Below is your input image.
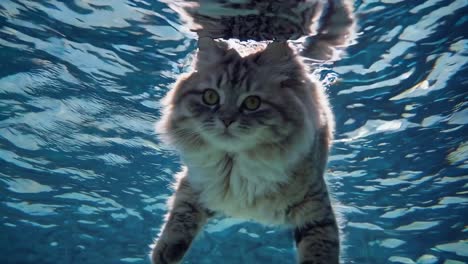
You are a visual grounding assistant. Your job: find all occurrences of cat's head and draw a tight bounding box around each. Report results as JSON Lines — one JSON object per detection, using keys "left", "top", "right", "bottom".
{"left": 157, "top": 38, "right": 315, "bottom": 153}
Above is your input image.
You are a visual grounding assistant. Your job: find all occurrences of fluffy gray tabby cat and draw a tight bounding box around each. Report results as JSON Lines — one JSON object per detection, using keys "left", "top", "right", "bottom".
{"left": 151, "top": 1, "right": 356, "bottom": 263}
{"left": 152, "top": 38, "right": 337, "bottom": 263}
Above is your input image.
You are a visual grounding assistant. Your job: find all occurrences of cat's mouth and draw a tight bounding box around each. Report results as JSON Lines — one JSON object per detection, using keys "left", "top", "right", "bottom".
{"left": 214, "top": 127, "right": 243, "bottom": 142}
{"left": 220, "top": 129, "right": 235, "bottom": 138}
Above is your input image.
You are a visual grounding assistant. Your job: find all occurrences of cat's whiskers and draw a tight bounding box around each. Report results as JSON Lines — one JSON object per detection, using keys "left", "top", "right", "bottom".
{"left": 170, "top": 127, "right": 204, "bottom": 148}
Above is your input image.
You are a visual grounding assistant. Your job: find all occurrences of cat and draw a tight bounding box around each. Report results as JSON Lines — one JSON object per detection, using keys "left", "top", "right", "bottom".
{"left": 151, "top": 38, "right": 338, "bottom": 264}
{"left": 163, "top": 0, "right": 356, "bottom": 61}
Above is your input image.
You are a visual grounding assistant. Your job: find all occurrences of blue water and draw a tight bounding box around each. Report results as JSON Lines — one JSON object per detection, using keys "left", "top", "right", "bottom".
{"left": 0, "top": 1, "right": 467, "bottom": 263}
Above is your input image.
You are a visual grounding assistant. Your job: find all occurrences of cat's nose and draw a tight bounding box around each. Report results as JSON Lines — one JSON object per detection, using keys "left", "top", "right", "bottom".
{"left": 221, "top": 117, "right": 235, "bottom": 128}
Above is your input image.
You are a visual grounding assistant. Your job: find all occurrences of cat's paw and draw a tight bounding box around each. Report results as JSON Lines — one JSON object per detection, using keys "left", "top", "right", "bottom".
{"left": 151, "top": 241, "right": 188, "bottom": 264}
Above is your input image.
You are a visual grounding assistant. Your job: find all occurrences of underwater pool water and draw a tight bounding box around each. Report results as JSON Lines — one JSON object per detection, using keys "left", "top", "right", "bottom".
{"left": 0, "top": 0, "right": 467, "bottom": 263}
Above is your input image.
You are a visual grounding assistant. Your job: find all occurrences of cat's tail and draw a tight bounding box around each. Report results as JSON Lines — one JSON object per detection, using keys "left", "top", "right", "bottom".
{"left": 300, "top": 0, "right": 357, "bottom": 62}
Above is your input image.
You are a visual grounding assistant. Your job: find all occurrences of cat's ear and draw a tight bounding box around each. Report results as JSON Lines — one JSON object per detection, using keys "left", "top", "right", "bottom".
{"left": 256, "top": 42, "right": 302, "bottom": 82}
{"left": 196, "top": 37, "right": 228, "bottom": 65}
{"left": 257, "top": 41, "right": 295, "bottom": 65}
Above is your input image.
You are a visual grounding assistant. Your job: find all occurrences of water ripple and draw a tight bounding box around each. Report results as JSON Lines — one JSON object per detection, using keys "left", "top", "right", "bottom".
{"left": 0, "top": 0, "right": 467, "bottom": 264}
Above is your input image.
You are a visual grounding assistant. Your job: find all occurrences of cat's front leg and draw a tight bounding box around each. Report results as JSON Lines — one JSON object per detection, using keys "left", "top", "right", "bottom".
{"left": 151, "top": 177, "right": 209, "bottom": 264}
{"left": 294, "top": 217, "right": 339, "bottom": 264}
{"left": 287, "top": 186, "right": 340, "bottom": 264}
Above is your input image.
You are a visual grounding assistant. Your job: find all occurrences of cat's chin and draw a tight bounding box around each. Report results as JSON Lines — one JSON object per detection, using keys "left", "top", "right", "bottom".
{"left": 202, "top": 131, "right": 255, "bottom": 152}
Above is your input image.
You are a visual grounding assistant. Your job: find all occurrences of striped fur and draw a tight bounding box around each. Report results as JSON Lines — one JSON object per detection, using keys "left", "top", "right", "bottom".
{"left": 152, "top": 40, "right": 337, "bottom": 263}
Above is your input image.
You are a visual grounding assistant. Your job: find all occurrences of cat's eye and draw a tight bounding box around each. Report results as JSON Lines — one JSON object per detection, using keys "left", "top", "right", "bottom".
{"left": 242, "top": 96, "right": 261, "bottom": 111}
{"left": 202, "top": 89, "right": 219, "bottom": 105}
